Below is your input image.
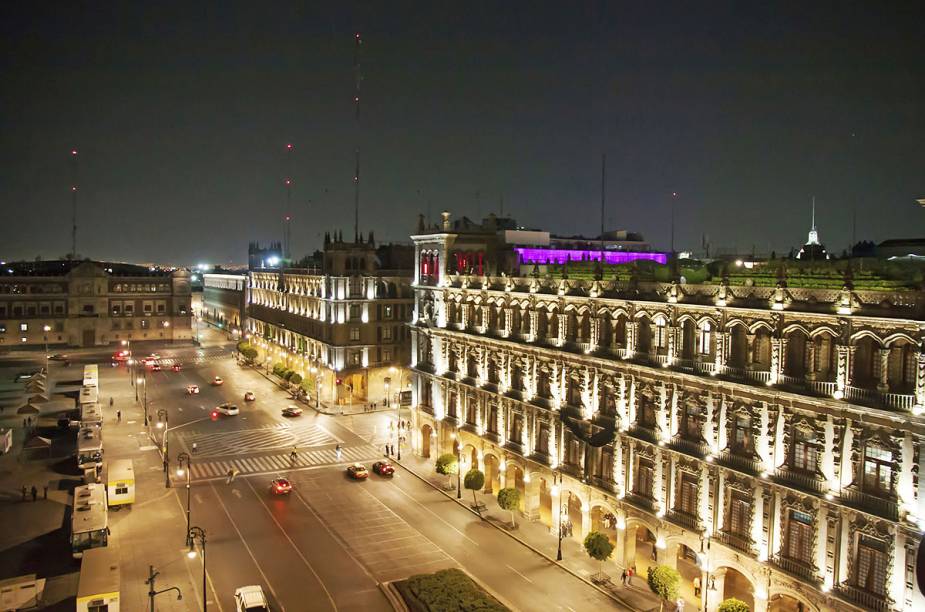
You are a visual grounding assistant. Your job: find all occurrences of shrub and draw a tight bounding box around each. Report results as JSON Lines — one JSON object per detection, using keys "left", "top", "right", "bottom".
{"left": 290, "top": 373, "right": 302, "bottom": 385}
{"left": 435, "top": 453, "right": 458, "bottom": 485}
{"left": 583, "top": 531, "right": 614, "bottom": 578}
{"left": 718, "top": 598, "right": 750, "bottom": 612}
{"left": 404, "top": 568, "right": 507, "bottom": 612}
{"left": 242, "top": 347, "right": 258, "bottom": 362}
{"left": 463, "top": 469, "right": 485, "bottom": 514}
{"left": 497, "top": 487, "right": 520, "bottom": 528}
{"left": 647, "top": 565, "right": 681, "bottom": 612}
{"left": 282, "top": 369, "right": 295, "bottom": 381}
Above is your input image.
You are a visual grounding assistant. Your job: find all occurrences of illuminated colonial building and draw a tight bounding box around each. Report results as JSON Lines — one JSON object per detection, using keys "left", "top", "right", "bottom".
{"left": 247, "top": 233, "right": 414, "bottom": 405}
{"left": 410, "top": 213, "right": 925, "bottom": 612}
{"left": 0, "top": 260, "right": 192, "bottom": 348}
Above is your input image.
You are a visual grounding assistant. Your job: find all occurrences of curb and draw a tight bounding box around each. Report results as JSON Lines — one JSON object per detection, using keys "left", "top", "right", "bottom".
{"left": 378, "top": 582, "right": 409, "bottom": 612}
{"left": 391, "top": 458, "right": 642, "bottom": 612}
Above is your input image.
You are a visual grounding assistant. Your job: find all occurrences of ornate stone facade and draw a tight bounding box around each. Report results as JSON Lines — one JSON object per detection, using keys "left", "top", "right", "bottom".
{"left": 409, "top": 223, "right": 925, "bottom": 612}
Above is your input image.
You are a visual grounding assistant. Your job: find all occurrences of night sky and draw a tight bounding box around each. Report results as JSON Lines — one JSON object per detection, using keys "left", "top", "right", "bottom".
{"left": 1, "top": 2, "right": 923, "bottom": 265}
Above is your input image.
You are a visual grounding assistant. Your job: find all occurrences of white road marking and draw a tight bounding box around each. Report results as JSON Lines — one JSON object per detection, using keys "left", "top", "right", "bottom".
{"left": 244, "top": 478, "right": 339, "bottom": 611}
{"left": 389, "top": 480, "right": 480, "bottom": 546}
{"left": 209, "top": 482, "right": 284, "bottom": 611}
{"left": 507, "top": 564, "right": 534, "bottom": 584}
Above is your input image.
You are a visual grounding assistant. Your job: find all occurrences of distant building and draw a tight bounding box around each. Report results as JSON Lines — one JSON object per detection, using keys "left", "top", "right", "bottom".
{"left": 202, "top": 272, "right": 248, "bottom": 335}
{"left": 796, "top": 202, "right": 829, "bottom": 261}
{"left": 0, "top": 260, "right": 191, "bottom": 348}
{"left": 247, "top": 232, "right": 414, "bottom": 406}
{"left": 248, "top": 241, "right": 284, "bottom": 271}
{"left": 877, "top": 238, "right": 925, "bottom": 259}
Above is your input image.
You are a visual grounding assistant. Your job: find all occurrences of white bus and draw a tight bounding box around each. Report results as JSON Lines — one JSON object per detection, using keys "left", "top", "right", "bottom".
{"left": 76, "top": 546, "right": 120, "bottom": 612}
{"left": 76, "top": 427, "right": 103, "bottom": 470}
{"left": 80, "top": 402, "right": 103, "bottom": 429}
{"left": 71, "top": 484, "right": 109, "bottom": 559}
{"left": 83, "top": 364, "right": 99, "bottom": 388}
{"left": 79, "top": 385, "right": 99, "bottom": 410}
{"left": 104, "top": 459, "right": 135, "bottom": 507}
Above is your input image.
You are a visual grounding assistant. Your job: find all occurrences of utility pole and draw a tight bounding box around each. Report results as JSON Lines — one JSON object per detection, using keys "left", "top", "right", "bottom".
{"left": 70, "top": 149, "right": 79, "bottom": 259}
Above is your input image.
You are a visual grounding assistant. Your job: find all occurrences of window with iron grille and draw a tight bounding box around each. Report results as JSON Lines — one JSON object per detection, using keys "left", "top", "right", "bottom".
{"left": 536, "top": 422, "right": 550, "bottom": 455}
{"left": 638, "top": 399, "right": 657, "bottom": 428}
{"left": 566, "top": 434, "right": 581, "bottom": 466}
{"left": 677, "top": 473, "right": 698, "bottom": 515}
{"left": 566, "top": 378, "right": 582, "bottom": 406}
{"left": 732, "top": 414, "right": 753, "bottom": 453}
{"left": 653, "top": 319, "right": 667, "bottom": 349}
{"left": 854, "top": 535, "right": 887, "bottom": 595}
{"left": 791, "top": 428, "right": 819, "bottom": 473}
{"left": 784, "top": 510, "right": 814, "bottom": 564}
{"left": 487, "top": 405, "right": 498, "bottom": 433}
{"left": 725, "top": 491, "right": 751, "bottom": 536}
{"left": 466, "top": 397, "right": 477, "bottom": 425}
{"left": 510, "top": 414, "right": 523, "bottom": 445}
{"left": 698, "top": 323, "right": 712, "bottom": 355}
{"left": 683, "top": 404, "right": 701, "bottom": 440}
{"left": 635, "top": 459, "right": 654, "bottom": 498}
{"left": 863, "top": 444, "right": 893, "bottom": 495}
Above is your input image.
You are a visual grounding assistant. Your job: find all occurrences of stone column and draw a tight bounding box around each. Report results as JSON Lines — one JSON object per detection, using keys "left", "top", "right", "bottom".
{"left": 805, "top": 338, "right": 817, "bottom": 381}
{"left": 503, "top": 307, "right": 513, "bottom": 337}
{"left": 835, "top": 344, "right": 852, "bottom": 396}
{"left": 745, "top": 333, "right": 757, "bottom": 368}
{"left": 523, "top": 476, "right": 540, "bottom": 521}
{"left": 666, "top": 324, "right": 677, "bottom": 365}
{"left": 557, "top": 313, "right": 568, "bottom": 346}
{"left": 460, "top": 302, "right": 469, "bottom": 330}
{"left": 715, "top": 331, "right": 727, "bottom": 371}
{"left": 529, "top": 310, "right": 539, "bottom": 342}
{"left": 915, "top": 346, "right": 925, "bottom": 413}
{"left": 626, "top": 321, "right": 637, "bottom": 356}
{"left": 706, "top": 568, "right": 727, "bottom": 612}
{"left": 877, "top": 347, "right": 891, "bottom": 393}
{"left": 590, "top": 316, "right": 601, "bottom": 349}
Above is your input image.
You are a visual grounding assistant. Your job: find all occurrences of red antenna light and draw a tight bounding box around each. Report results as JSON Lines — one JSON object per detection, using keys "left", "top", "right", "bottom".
{"left": 285, "top": 178, "right": 292, "bottom": 186}
{"left": 285, "top": 215, "right": 291, "bottom": 221}
{"left": 286, "top": 143, "right": 293, "bottom": 150}
{"left": 71, "top": 186, "right": 77, "bottom": 192}
{"left": 672, "top": 192, "right": 678, "bottom": 197}
{"left": 71, "top": 150, "right": 78, "bottom": 156}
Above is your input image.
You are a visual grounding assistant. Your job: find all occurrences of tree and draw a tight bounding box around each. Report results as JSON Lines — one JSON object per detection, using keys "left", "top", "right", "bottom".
{"left": 496, "top": 487, "right": 520, "bottom": 528}
{"left": 282, "top": 369, "right": 294, "bottom": 381}
{"left": 290, "top": 373, "right": 303, "bottom": 385}
{"left": 646, "top": 565, "right": 681, "bottom": 612}
{"left": 463, "top": 469, "right": 485, "bottom": 515}
{"left": 435, "top": 453, "right": 458, "bottom": 489}
{"left": 242, "top": 347, "right": 258, "bottom": 363}
{"left": 718, "top": 598, "right": 750, "bottom": 612}
{"left": 583, "top": 531, "right": 614, "bottom": 581}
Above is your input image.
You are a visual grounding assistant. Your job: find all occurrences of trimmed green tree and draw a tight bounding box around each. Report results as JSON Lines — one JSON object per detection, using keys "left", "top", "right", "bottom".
{"left": 463, "top": 469, "right": 485, "bottom": 515}
{"left": 435, "top": 453, "right": 458, "bottom": 489}
{"left": 242, "top": 347, "right": 258, "bottom": 363}
{"left": 290, "top": 373, "right": 303, "bottom": 385}
{"left": 718, "top": 598, "right": 750, "bottom": 612}
{"left": 282, "top": 370, "right": 295, "bottom": 381}
{"left": 646, "top": 565, "right": 681, "bottom": 612}
{"left": 583, "top": 531, "right": 614, "bottom": 582}
{"left": 497, "top": 487, "right": 520, "bottom": 528}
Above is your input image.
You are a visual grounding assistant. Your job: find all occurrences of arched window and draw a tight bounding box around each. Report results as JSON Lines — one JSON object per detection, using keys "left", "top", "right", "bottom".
{"left": 698, "top": 322, "right": 712, "bottom": 355}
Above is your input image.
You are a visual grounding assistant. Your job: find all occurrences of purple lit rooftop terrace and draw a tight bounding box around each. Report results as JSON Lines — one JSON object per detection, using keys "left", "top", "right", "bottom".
{"left": 515, "top": 248, "right": 668, "bottom": 266}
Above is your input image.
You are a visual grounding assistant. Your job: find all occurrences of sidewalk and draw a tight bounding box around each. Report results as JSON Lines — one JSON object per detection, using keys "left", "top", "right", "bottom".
{"left": 392, "top": 452, "right": 663, "bottom": 612}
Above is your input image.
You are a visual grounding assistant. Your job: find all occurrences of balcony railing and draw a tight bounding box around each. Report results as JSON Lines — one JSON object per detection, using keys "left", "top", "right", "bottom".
{"left": 840, "top": 487, "right": 899, "bottom": 521}
{"left": 717, "top": 450, "right": 763, "bottom": 475}
{"left": 666, "top": 509, "right": 700, "bottom": 531}
{"left": 772, "top": 554, "right": 819, "bottom": 583}
{"left": 745, "top": 369, "right": 771, "bottom": 383}
{"left": 694, "top": 360, "right": 716, "bottom": 375}
{"left": 624, "top": 493, "right": 656, "bottom": 513}
{"left": 669, "top": 437, "right": 709, "bottom": 459}
{"left": 773, "top": 467, "right": 828, "bottom": 495}
{"left": 715, "top": 530, "right": 753, "bottom": 554}
{"left": 834, "top": 583, "right": 892, "bottom": 612}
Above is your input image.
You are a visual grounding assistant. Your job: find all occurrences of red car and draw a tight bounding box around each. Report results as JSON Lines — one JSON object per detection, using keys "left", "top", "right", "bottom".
{"left": 172, "top": 363, "right": 182, "bottom": 372}
{"left": 346, "top": 464, "right": 368, "bottom": 480}
{"left": 151, "top": 363, "right": 162, "bottom": 371}
{"left": 270, "top": 478, "right": 292, "bottom": 495}
{"left": 372, "top": 461, "right": 394, "bottom": 477}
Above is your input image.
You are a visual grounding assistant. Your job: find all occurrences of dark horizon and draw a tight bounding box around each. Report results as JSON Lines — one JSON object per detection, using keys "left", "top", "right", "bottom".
{"left": 1, "top": 1, "right": 923, "bottom": 266}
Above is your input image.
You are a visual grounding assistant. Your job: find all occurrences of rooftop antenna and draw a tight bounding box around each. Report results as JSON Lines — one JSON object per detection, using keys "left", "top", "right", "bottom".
{"left": 599, "top": 153, "right": 606, "bottom": 277}
{"left": 70, "top": 149, "right": 78, "bottom": 259}
{"left": 284, "top": 143, "right": 293, "bottom": 259}
{"left": 353, "top": 32, "right": 363, "bottom": 243}
{"left": 670, "top": 192, "right": 678, "bottom": 253}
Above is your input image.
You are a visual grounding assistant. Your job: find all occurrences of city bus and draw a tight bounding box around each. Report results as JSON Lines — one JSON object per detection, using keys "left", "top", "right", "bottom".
{"left": 79, "top": 385, "right": 99, "bottom": 410}
{"left": 80, "top": 402, "right": 103, "bottom": 429}
{"left": 76, "top": 426, "right": 103, "bottom": 470}
{"left": 76, "top": 546, "right": 120, "bottom": 612}
{"left": 70, "top": 483, "right": 109, "bottom": 559}
{"left": 83, "top": 364, "right": 99, "bottom": 388}
{"left": 104, "top": 459, "right": 135, "bottom": 507}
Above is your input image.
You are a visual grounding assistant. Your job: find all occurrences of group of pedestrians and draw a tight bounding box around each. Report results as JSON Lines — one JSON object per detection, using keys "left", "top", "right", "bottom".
{"left": 21, "top": 484, "right": 47, "bottom": 502}
{"left": 362, "top": 402, "right": 380, "bottom": 412}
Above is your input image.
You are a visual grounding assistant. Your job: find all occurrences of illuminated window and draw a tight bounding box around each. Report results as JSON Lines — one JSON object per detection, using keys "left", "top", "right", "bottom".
{"left": 698, "top": 322, "right": 712, "bottom": 355}
{"left": 19, "top": 322, "right": 28, "bottom": 332}
{"left": 863, "top": 444, "right": 892, "bottom": 494}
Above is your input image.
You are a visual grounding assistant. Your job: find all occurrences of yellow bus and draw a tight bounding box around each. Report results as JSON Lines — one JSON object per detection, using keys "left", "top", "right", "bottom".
{"left": 76, "top": 546, "right": 120, "bottom": 612}
{"left": 105, "top": 459, "right": 135, "bottom": 507}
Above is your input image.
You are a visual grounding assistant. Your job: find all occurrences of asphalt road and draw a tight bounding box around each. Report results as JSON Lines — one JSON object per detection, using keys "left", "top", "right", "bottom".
{"left": 14, "top": 330, "right": 625, "bottom": 611}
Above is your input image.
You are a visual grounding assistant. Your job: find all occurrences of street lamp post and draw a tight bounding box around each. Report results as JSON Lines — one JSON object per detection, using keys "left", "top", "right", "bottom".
{"left": 451, "top": 431, "right": 462, "bottom": 499}
{"left": 42, "top": 325, "right": 51, "bottom": 373}
{"left": 177, "top": 452, "right": 192, "bottom": 544}
{"left": 187, "top": 526, "right": 207, "bottom": 612}
{"left": 554, "top": 472, "right": 565, "bottom": 561}
{"left": 157, "top": 409, "right": 169, "bottom": 485}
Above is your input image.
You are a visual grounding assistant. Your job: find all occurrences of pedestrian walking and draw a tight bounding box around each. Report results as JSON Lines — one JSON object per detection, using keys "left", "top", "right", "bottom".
{"left": 290, "top": 446, "right": 298, "bottom": 461}
{"left": 43, "top": 485, "right": 48, "bottom": 499}
{"left": 621, "top": 569, "right": 627, "bottom": 586}
{"left": 110, "top": 397, "right": 114, "bottom": 408}
{"left": 335, "top": 444, "right": 342, "bottom": 460}
{"left": 192, "top": 442, "right": 198, "bottom": 453}
{"left": 21, "top": 486, "right": 27, "bottom": 502}
{"left": 693, "top": 576, "right": 701, "bottom": 598}
{"left": 116, "top": 410, "right": 121, "bottom": 422}
{"left": 30, "top": 486, "right": 37, "bottom": 502}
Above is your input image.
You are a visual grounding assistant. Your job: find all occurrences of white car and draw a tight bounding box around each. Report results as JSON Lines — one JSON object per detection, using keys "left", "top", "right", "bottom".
{"left": 186, "top": 384, "right": 200, "bottom": 395}
{"left": 214, "top": 403, "right": 240, "bottom": 416}
{"left": 234, "top": 585, "right": 269, "bottom": 611}
{"left": 244, "top": 391, "right": 256, "bottom": 401}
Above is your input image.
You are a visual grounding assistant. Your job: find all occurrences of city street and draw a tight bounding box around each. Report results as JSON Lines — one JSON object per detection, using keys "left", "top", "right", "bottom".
{"left": 32, "top": 328, "right": 627, "bottom": 611}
